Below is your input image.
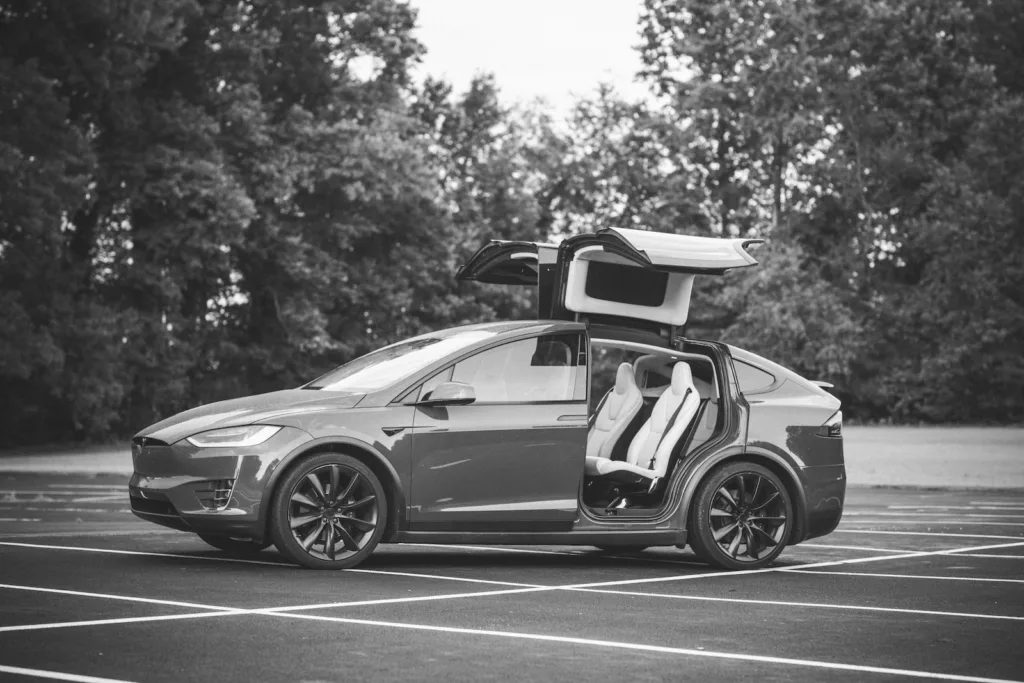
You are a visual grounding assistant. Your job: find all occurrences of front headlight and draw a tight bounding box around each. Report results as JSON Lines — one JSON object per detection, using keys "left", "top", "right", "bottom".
{"left": 186, "top": 425, "right": 282, "bottom": 448}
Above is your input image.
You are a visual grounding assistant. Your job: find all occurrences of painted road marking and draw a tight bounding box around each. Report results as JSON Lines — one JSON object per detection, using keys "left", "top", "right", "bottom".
{"left": 833, "top": 529, "right": 1024, "bottom": 540}
{"left": 562, "top": 541, "right": 1024, "bottom": 590}
{"left": 796, "top": 543, "right": 916, "bottom": 553}
{"left": 847, "top": 512, "right": 1024, "bottom": 519}
{"left": 889, "top": 506, "right": 1024, "bottom": 512}
{"left": 0, "top": 611, "right": 244, "bottom": 634}
{"left": 843, "top": 520, "right": 1024, "bottom": 527}
{"left": 0, "top": 665, "right": 136, "bottom": 683}
{"left": 0, "top": 541, "right": 291, "bottom": 567}
{"left": 573, "top": 587, "right": 1024, "bottom": 622}
{"left": 263, "top": 611, "right": 1024, "bottom": 683}
{"left": 781, "top": 569, "right": 1024, "bottom": 584}
{"left": 0, "top": 583, "right": 238, "bottom": 611}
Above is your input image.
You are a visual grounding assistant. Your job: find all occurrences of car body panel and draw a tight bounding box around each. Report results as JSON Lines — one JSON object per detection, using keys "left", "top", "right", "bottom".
{"left": 409, "top": 403, "right": 587, "bottom": 530}
{"left": 135, "top": 390, "right": 363, "bottom": 445}
{"left": 561, "top": 228, "right": 763, "bottom": 274}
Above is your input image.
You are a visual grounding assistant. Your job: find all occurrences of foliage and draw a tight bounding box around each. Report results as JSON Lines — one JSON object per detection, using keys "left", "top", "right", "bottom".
{"left": 0, "top": 0, "right": 1021, "bottom": 446}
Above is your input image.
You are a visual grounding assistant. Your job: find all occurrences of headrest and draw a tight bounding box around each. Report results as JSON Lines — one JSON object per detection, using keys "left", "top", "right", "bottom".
{"left": 633, "top": 355, "right": 662, "bottom": 384}
{"left": 671, "top": 362, "right": 694, "bottom": 395}
{"left": 614, "top": 362, "right": 634, "bottom": 394}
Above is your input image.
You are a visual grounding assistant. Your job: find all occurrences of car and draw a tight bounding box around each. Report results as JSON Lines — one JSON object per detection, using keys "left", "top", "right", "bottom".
{"left": 129, "top": 227, "right": 845, "bottom": 570}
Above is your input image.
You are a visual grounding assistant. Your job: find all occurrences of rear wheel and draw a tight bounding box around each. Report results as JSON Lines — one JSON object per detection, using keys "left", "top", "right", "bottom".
{"left": 688, "top": 461, "right": 792, "bottom": 570}
{"left": 197, "top": 534, "right": 270, "bottom": 554}
{"left": 269, "top": 452, "right": 387, "bottom": 570}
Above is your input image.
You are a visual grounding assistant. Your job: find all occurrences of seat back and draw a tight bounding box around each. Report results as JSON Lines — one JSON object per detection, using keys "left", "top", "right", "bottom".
{"left": 625, "top": 362, "right": 701, "bottom": 477}
{"left": 587, "top": 363, "right": 643, "bottom": 461}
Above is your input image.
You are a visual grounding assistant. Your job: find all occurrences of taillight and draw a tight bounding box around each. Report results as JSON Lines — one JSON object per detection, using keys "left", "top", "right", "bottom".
{"left": 820, "top": 410, "right": 842, "bottom": 437}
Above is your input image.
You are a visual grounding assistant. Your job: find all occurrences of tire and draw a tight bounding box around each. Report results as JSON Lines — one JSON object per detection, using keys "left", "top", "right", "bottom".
{"left": 269, "top": 452, "right": 387, "bottom": 570}
{"left": 594, "top": 545, "right": 650, "bottom": 553}
{"left": 688, "top": 461, "right": 792, "bottom": 570}
{"left": 197, "top": 534, "right": 271, "bottom": 554}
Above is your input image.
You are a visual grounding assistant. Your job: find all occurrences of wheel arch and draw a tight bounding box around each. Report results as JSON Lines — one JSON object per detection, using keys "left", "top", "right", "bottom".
{"left": 259, "top": 437, "right": 406, "bottom": 543}
{"left": 680, "top": 446, "right": 808, "bottom": 545}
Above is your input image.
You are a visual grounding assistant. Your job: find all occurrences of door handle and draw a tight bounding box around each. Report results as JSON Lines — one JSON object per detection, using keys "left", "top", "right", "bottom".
{"left": 557, "top": 414, "right": 588, "bottom": 422}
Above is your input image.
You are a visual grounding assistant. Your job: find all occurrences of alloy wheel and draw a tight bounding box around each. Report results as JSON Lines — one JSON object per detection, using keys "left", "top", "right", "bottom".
{"left": 707, "top": 471, "right": 787, "bottom": 563}
{"left": 286, "top": 463, "right": 379, "bottom": 561}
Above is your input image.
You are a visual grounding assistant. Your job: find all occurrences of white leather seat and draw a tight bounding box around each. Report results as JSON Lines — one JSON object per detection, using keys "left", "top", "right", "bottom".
{"left": 633, "top": 354, "right": 670, "bottom": 399}
{"left": 586, "top": 362, "right": 700, "bottom": 482}
{"left": 584, "top": 363, "right": 642, "bottom": 469}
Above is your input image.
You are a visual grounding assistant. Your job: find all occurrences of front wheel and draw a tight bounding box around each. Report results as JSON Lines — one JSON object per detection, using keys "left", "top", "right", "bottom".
{"left": 269, "top": 452, "right": 387, "bottom": 570}
{"left": 688, "top": 462, "right": 792, "bottom": 570}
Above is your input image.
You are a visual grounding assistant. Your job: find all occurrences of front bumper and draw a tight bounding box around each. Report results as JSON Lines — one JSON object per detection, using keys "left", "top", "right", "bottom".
{"left": 129, "top": 426, "right": 312, "bottom": 541}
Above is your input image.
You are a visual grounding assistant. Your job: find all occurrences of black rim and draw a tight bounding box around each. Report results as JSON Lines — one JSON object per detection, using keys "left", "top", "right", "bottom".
{"left": 287, "top": 464, "right": 378, "bottom": 561}
{"left": 708, "top": 472, "right": 786, "bottom": 563}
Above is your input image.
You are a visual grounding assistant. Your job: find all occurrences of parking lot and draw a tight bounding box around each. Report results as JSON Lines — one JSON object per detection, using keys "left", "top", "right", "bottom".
{"left": 1, "top": 473, "right": 1023, "bottom": 683}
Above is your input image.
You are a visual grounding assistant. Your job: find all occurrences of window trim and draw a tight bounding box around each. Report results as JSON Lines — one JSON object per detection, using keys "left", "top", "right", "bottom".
{"left": 732, "top": 358, "right": 779, "bottom": 395}
{"left": 398, "top": 332, "right": 588, "bottom": 407}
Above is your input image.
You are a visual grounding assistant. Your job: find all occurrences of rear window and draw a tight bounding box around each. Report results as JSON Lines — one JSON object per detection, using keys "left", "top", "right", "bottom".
{"left": 734, "top": 360, "right": 776, "bottom": 393}
{"left": 584, "top": 261, "right": 668, "bottom": 307}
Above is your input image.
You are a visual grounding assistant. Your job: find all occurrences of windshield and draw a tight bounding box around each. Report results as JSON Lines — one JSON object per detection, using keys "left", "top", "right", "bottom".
{"left": 305, "top": 330, "right": 495, "bottom": 392}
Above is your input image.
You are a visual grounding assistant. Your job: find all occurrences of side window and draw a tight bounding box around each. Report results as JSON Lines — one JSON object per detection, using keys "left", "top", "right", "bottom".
{"left": 734, "top": 360, "right": 776, "bottom": 394}
{"left": 451, "top": 334, "right": 580, "bottom": 404}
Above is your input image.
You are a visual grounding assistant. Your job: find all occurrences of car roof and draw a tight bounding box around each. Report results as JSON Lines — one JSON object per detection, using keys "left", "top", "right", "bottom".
{"left": 410, "top": 320, "right": 585, "bottom": 340}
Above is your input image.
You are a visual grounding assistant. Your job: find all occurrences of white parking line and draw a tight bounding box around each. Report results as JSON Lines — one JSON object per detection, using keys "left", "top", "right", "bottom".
{"left": 263, "top": 611, "right": 1023, "bottom": 683}
{"left": 845, "top": 520, "right": 1024, "bottom": 527}
{"left": 969, "top": 501, "right": 1024, "bottom": 506}
{"left": 833, "top": 529, "right": 1024, "bottom": 540}
{"left": 350, "top": 568, "right": 538, "bottom": 587}
{"left": 0, "top": 541, "right": 291, "bottom": 567}
{"left": 796, "top": 543, "right": 916, "bottom": 553}
{"left": 889, "top": 506, "right": 1024, "bottom": 512}
{"left": 0, "top": 611, "right": 244, "bottom": 634}
{"left": 263, "top": 586, "right": 551, "bottom": 612}
{"left": 0, "top": 665, "right": 135, "bottom": 683}
{"left": 572, "top": 587, "right": 1024, "bottom": 622}
{"left": 781, "top": 569, "right": 1024, "bottom": 585}
{"left": 563, "top": 541, "right": 1024, "bottom": 590}
{"left": 0, "top": 582, "right": 237, "bottom": 611}
{"left": 848, "top": 512, "right": 1024, "bottom": 519}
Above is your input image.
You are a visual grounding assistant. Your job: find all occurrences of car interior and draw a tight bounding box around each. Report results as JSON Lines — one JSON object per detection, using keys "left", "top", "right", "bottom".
{"left": 582, "top": 344, "right": 723, "bottom": 515}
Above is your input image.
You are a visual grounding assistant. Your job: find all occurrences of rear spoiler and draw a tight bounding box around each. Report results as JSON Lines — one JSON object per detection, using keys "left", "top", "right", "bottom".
{"left": 811, "top": 380, "right": 835, "bottom": 389}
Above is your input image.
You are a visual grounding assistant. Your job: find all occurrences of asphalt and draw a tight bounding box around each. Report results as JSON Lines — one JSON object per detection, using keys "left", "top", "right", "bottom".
{"left": 1, "top": 473, "right": 1023, "bottom": 683}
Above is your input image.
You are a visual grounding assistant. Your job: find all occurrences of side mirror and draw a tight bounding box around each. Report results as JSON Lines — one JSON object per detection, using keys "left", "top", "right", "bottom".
{"left": 420, "top": 381, "right": 476, "bottom": 406}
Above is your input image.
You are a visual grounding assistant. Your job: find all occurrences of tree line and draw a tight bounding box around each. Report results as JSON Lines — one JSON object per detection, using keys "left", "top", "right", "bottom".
{"left": 1, "top": 0, "right": 1021, "bottom": 447}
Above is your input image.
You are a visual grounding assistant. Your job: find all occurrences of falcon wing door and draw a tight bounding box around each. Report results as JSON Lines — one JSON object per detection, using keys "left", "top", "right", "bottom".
{"left": 555, "top": 228, "right": 763, "bottom": 345}
{"left": 456, "top": 240, "right": 559, "bottom": 314}
{"left": 456, "top": 241, "right": 542, "bottom": 285}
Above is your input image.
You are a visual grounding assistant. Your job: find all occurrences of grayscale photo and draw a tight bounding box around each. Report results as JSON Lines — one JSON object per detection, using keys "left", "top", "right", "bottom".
{"left": 0, "top": 0, "right": 1021, "bottom": 681}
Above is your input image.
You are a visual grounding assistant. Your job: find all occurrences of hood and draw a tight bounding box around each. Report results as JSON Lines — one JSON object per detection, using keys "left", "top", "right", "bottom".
{"left": 134, "top": 389, "right": 364, "bottom": 444}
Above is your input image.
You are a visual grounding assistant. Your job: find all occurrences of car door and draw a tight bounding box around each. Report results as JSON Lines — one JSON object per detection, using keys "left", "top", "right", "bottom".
{"left": 408, "top": 332, "right": 588, "bottom": 531}
{"left": 456, "top": 241, "right": 560, "bottom": 317}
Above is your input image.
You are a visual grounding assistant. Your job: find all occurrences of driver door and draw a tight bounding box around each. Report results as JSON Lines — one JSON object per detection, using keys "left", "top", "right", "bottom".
{"left": 408, "top": 332, "right": 588, "bottom": 531}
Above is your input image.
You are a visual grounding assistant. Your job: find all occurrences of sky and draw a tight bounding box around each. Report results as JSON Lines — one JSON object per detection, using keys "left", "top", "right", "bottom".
{"left": 406, "top": 0, "right": 650, "bottom": 114}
